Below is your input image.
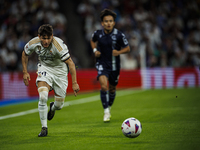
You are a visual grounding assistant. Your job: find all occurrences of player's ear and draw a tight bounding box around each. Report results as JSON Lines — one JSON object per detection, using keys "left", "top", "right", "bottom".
{"left": 101, "top": 21, "right": 104, "bottom": 27}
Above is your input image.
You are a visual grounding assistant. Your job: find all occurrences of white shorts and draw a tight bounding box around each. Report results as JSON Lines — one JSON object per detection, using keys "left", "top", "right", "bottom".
{"left": 36, "top": 64, "right": 68, "bottom": 97}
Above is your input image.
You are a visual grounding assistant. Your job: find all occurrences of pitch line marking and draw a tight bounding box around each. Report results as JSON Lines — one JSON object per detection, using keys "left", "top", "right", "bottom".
{"left": 0, "top": 90, "right": 145, "bottom": 120}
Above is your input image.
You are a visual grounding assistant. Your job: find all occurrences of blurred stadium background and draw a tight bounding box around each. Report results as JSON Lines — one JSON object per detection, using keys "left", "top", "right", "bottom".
{"left": 0, "top": 0, "right": 200, "bottom": 104}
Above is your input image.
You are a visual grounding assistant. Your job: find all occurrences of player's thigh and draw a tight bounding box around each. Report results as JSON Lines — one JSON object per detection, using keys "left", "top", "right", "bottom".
{"left": 36, "top": 65, "right": 53, "bottom": 90}
{"left": 109, "top": 71, "right": 120, "bottom": 87}
{"left": 37, "top": 81, "right": 51, "bottom": 91}
{"left": 109, "top": 84, "right": 116, "bottom": 93}
{"left": 99, "top": 75, "right": 108, "bottom": 90}
{"left": 53, "top": 76, "right": 68, "bottom": 97}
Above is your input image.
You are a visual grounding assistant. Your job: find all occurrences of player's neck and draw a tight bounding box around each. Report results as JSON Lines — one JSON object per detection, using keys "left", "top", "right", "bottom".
{"left": 104, "top": 29, "right": 113, "bottom": 34}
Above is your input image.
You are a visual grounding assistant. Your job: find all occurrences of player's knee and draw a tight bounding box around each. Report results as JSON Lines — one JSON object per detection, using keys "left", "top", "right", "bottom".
{"left": 101, "top": 85, "right": 108, "bottom": 91}
{"left": 109, "top": 86, "right": 116, "bottom": 93}
{"left": 38, "top": 86, "right": 49, "bottom": 104}
{"left": 109, "top": 89, "right": 116, "bottom": 94}
{"left": 54, "top": 96, "right": 65, "bottom": 110}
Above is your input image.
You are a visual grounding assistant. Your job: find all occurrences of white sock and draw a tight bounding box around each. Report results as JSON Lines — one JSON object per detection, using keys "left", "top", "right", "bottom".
{"left": 52, "top": 96, "right": 64, "bottom": 111}
{"left": 38, "top": 102, "right": 48, "bottom": 127}
{"left": 104, "top": 108, "right": 110, "bottom": 114}
{"left": 38, "top": 88, "right": 48, "bottom": 128}
{"left": 51, "top": 103, "right": 57, "bottom": 111}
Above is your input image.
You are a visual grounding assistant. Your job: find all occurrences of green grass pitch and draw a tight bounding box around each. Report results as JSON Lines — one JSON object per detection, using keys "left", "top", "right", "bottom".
{"left": 0, "top": 88, "right": 199, "bottom": 150}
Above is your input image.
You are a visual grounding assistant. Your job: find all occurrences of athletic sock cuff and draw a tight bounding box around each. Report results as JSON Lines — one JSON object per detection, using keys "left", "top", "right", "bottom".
{"left": 100, "top": 90, "right": 108, "bottom": 94}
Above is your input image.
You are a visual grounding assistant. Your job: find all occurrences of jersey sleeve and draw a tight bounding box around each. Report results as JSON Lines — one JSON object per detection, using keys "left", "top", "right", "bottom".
{"left": 59, "top": 43, "right": 70, "bottom": 61}
{"left": 119, "top": 33, "right": 129, "bottom": 48}
{"left": 24, "top": 41, "right": 36, "bottom": 56}
{"left": 91, "top": 30, "right": 98, "bottom": 42}
{"left": 52, "top": 37, "right": 70, "bottom": 61}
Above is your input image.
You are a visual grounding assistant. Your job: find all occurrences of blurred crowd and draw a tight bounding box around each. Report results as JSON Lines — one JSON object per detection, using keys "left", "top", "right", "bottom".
{"left": 0, "top": 0, "right": 67, "bottom": 72}
{"left": 0, "top": 0, "right": 200, "bottom": 72}
{"left": 77, "top": 0, "right": 200, "bottom": 70}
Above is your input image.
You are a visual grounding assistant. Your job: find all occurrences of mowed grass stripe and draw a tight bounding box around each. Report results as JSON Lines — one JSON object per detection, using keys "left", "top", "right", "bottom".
{"left": 0, "top": 88, "right": 199, "bottom": 150}
{"left": 0, "top": 89, "right": 145, "bottom": 120}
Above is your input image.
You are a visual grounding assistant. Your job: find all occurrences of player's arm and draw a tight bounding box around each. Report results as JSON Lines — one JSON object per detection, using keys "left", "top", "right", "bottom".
{"left": 90, "top": 39, "right": 101, "bottom": 57}
{"left": 112, "top": 45, "right": 130, "bottom": 56}
{"left": 21, "top": 51, "right": 31, "bottom": 86}
{"left": 65, "top": 58, "right": 80, "bottom": 96}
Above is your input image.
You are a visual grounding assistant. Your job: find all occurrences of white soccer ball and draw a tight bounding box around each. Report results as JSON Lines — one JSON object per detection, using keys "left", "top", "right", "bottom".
{"left": 121, "top": 117, "right": 142, "bottom": 138}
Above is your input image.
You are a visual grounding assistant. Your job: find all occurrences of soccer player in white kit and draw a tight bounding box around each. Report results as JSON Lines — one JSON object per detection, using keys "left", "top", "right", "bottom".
{"left": 21, "top": 24, "right": 80, "bottom": 137}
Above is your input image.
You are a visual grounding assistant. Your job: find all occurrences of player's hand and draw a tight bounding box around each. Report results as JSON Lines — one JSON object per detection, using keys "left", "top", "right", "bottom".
{"left": 23, "top": 72, "right": 30, "bottom": 86}
{"left": 112, "top": 50, "right": 120, "bottom": 56}
{"left": 94, "top": 51, "right": 101, "bottom": 57}
{"left": 72, "top": 83, "right": 80, "bottom": 97}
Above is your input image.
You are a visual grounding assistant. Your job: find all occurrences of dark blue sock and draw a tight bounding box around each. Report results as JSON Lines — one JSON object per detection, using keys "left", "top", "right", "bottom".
{"left": 100, "top": 90, "right": 108, "bottom": 109}
{"left": 109, "top": 92, "right": 116, "bottom": 107}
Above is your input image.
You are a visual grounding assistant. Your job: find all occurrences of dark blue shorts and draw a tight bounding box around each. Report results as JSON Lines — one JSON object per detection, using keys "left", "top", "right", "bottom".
{"left": 96, "top": 63, "right": 120, "bottom": 86}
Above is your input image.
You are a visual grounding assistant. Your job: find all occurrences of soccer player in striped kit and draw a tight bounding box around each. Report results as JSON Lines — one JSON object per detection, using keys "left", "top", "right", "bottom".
{"left": 90, "top": 9, "right": 130, "bottom": 122}
{"left": 22, "top": 24, "right": 80, "bottom": 137}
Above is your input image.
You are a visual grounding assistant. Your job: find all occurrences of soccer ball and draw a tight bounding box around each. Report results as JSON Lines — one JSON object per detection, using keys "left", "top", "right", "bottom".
{"left": 121, "top": 117, "right": 142, "bottom": 138}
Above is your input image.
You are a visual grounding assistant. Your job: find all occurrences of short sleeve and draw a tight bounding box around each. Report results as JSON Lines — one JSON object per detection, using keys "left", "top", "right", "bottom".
{"left": 119, "top": 33, "right": 129, "bottom": 48}
{"left": 59, "top": 43, "right": 70, "bottom": 61}
{"left": 52, "top": 37, "right": 71, "bottom": 61}
{"left": 24, "top": 42, "right": 35, "bottom": 56}
{"left": 91, "top": 30, "right": 98, "bottom": 42}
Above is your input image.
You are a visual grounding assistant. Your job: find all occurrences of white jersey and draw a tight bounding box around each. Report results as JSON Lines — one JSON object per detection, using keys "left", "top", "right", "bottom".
{"left": 24, "top": 36, "right": 70, "bottom": 74}
{"left": 24, "top": 36, "right": 70, "bottom": 97}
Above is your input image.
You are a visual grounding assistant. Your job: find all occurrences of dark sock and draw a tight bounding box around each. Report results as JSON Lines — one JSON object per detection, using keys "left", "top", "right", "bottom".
{"left": 100, "top": 90, "right": 108, "bottom": 109}
{"left": 109, "top": 92, "right": 116, "bottom": 107}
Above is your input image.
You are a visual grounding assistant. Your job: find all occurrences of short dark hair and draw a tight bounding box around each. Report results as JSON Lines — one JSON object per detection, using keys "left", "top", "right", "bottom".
{"left": 38, "top": 24, "right": 53, "bottom": 36}
{"left": 100, "top": 9, "right": 117, "bottom": 22}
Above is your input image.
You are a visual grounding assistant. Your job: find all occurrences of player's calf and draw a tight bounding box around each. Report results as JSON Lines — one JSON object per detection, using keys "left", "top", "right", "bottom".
{"left": 47, "top": 102, "right": 55, "bottom": 120}
{"left": 47, "top": 96, "right": 65, "bottom": 121}
{"left": 52, "top": 95, "right": 65, "bottom": 110}
{"left": 38, "top": 86, "right": 49, "bottom": 127}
